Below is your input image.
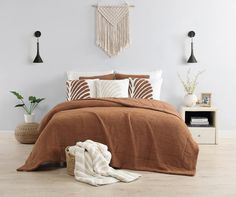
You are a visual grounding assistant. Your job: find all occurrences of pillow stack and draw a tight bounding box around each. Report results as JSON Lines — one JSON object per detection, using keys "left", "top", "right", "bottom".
{"left": 66, "top": 70, "right": 163, "bottom": 101}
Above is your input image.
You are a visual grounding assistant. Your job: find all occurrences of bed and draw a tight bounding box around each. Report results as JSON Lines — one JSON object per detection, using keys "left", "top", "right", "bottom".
{"left": 17, "top": 70, "right": 199, "bottom": 176}
{"left": 18, "top": 98, "right": 199, "bottom": 176}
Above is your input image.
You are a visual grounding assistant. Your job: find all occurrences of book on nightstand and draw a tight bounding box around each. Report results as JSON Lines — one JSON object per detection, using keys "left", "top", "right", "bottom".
{"left": 190, "top": 117, "right": 210, "bottom": 127}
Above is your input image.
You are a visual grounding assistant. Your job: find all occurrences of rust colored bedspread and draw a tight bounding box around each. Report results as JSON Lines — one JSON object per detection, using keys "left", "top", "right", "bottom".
{"left": 17, "top": 98, "right": 199, "bottom": 176}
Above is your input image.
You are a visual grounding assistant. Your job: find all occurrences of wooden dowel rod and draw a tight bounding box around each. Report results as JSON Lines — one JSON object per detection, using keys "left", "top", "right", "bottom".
{"left": 92, "top": 5, "right": 135, "bottom": 7}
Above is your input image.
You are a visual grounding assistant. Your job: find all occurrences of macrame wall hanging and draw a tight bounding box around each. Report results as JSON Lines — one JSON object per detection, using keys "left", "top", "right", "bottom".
{"left": 93, "top": 0, "right": 134, "bottom": 57}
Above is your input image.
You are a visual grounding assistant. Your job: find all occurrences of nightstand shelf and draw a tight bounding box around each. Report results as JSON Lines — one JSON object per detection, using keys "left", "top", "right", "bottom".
{"left": 180, "top": 106, "right": 218, "bottom": 145}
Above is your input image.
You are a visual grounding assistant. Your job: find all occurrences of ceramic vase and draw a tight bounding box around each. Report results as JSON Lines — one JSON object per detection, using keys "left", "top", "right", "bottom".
{"left": 184, "top": 94, "right": 198, "bottom": 107}
{"left": 24, "top": 114, "right": 35, "bottom": 123}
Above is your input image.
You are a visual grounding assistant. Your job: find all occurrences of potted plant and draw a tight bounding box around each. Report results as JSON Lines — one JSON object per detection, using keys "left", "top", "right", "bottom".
{"left": 10, "top": 91, "right": 45, "bottom": 123}
{"left": 178, "top": 69, "right": 204, "bottom": 107}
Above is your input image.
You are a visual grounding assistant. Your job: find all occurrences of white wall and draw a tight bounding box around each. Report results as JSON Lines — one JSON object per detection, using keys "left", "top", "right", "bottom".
{"left": 0, "top": 0, "right": 235, "bottom": 130}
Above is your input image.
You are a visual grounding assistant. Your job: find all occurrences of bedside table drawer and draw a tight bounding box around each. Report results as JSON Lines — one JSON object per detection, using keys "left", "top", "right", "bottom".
{"left": 189, "top": 127, "right": 216, "bottom": 144}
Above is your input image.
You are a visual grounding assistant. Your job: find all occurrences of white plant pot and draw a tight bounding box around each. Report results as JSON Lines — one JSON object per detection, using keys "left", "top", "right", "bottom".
{"left": 24, "top": 114, "right": 35, "bottom": 123}
{"left": 184, "top": 94, "right": 198, "bottom": 107}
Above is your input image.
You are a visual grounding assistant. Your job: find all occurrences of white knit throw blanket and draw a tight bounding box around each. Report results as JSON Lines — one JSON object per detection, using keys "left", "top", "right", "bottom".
{"left": 96, "top": 4, "right": 130, "bottom": 57}
{"left": 69, "top": 140, "right": 141, "bottom": 186}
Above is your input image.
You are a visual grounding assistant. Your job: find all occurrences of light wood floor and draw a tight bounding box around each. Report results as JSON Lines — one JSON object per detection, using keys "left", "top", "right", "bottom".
{"left": 1, "top": 132, "right": 236, "bottom": 197}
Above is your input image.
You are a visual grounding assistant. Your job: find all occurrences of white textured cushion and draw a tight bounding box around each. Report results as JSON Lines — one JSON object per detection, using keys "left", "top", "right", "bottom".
{"left": 66, "top": 79, "right": 97, "bottom": 101}
{"left": 95, "top": 79, "right": 129, "bottom": 98}
{"left": 67, "top": 70, "right": 114, "bottom": 80}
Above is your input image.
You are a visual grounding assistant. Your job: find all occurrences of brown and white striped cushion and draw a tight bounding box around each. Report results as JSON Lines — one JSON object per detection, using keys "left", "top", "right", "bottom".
{"left": 66, "top": 80, "right": 95, "bottom": 101}
{"left": 129, "top": 78, "right": 153, "bottom": 99}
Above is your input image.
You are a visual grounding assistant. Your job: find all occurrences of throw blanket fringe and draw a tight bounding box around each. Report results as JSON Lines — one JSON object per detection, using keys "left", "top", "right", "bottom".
{"left": 69, "top": 140, "right": 141, "bottom": 186}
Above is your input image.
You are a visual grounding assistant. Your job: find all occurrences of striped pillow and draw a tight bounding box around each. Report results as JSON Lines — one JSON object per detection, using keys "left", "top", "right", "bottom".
{"left": 129, "top": 78, "right": 153, "bottom": 99}
{"left": 66, "top": 80, "right": 97, "bottom": 101}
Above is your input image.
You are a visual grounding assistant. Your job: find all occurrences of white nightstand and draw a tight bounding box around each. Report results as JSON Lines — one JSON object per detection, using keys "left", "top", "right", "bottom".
{"left": 180, "top": 106, "right": 218, "bottom": 145}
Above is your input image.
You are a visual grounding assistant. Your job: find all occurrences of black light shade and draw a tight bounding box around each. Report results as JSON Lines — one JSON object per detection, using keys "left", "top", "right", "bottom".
{"left": 187, "top": 31, "right": 197, "bottom": 63}
{"left": 33, "top": 31, "right": 43, "bottom": 63}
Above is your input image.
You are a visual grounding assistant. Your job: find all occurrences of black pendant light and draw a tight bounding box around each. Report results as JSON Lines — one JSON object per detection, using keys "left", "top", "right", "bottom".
{"left": 187, "top": 31, "right": 197, "bottom": 63}
{"left": 33, "top": 31, "right": 43, "bottom": 63}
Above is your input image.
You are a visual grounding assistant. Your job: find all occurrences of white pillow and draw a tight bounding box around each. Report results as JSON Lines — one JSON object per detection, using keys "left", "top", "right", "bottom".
{"left": 66, "top": 79, "right": 97, "bottom": 101}
{"left": 67, "top": 70, "right": 114, "bottom": 80}
{"left": 151, "top": 78, "right": 163, "bottom": 100}
{"left": 95, "top": 79, "right": 129, "bottom": 98}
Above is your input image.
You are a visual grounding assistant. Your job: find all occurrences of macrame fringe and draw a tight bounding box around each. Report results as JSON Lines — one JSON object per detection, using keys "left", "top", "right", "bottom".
{"left": 96, "top": 6, "right": 130, "bottom": 57}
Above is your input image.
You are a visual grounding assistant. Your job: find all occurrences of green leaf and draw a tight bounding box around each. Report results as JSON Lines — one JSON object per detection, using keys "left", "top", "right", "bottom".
{"left": 29, "top": 96, "right": 37, "bottom": 103}
{"left": 29, "top": 96, "right": 36, "bottom": 101}
{"left": 10, "top": 91, "right": 23, "bottom": 100}
{"left": 36, "top": 98, "right": 45, "bottom": 103}
{"left": 15, "top": 104, "right": 25, "bottom": 108}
